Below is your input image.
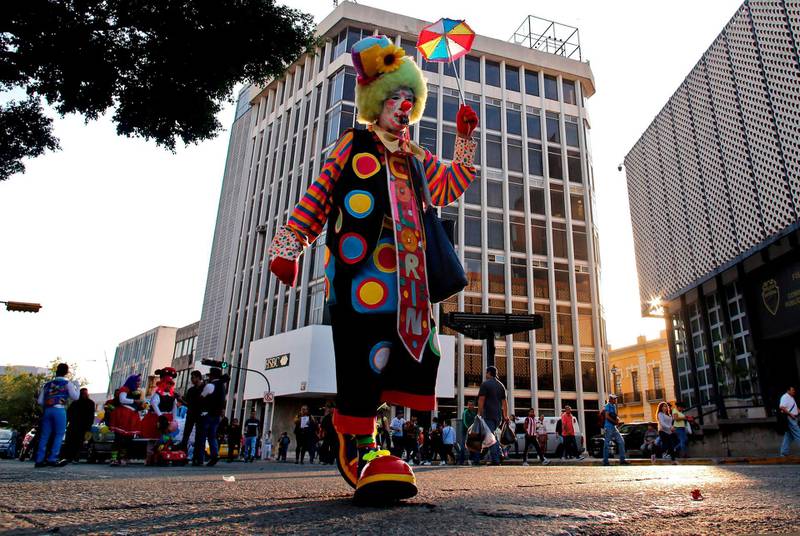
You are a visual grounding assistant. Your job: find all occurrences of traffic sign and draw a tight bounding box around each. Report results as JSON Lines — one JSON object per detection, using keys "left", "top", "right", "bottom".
{"left": 263, "top": 391, "right": 275, "bottom": 403}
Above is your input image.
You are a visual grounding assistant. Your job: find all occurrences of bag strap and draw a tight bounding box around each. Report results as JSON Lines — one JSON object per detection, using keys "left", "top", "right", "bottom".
{"left": 408, "top": 155, "right": 433, "bottom": 210}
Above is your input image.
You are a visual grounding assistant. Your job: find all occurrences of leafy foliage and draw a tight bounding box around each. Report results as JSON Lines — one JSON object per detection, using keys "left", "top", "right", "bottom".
{"left": 1, "top": 0, "right": 316, "bottom": 180}
{"left": 0, "top": 368, "right": 46, "bottom": 435}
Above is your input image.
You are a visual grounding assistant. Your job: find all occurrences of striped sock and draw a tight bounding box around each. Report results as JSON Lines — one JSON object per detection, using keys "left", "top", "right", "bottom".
{"left": 356, "top": 434, "right": 377, "bottom": 450}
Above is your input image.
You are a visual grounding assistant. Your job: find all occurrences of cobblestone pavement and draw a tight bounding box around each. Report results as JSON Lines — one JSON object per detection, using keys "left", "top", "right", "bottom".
{"left": 1, "top": 459, "right": 799, "bottom": 535}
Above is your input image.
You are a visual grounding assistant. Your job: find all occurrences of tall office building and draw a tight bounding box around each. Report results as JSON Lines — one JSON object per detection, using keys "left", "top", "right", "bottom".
{"left": 107, "top": 326, "right": 177, "bottom": 398}
{"left": 197, "top": 2, "right": 606, "bottom": 435}
{"left": 625, "top": 0, "right": 800, "bottom": 424}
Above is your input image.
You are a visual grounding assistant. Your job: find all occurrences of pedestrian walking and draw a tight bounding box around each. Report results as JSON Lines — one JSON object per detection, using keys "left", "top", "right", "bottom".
{"left": 390, "top": 411, "right": 405, "bottom": 457}
{"left": 657, "top": 401, "right": 677, "bottom": 463}
{"left": 779, "top": 386, "right": 800, "bottom": 456}
{"left": 478, "top": 366, "right": 508, "bottom": 466}
{"left": 62, "top": 387, "right": 95, "bottom": 462}
{"left": 194, "top": 367, "right": 228, "bottom": 467}
{"left": 277, "top": 432, "right": 291, "bottom": 462}
{"left": 243, "top": 410, "right": 260, "bottom": 462}
{"left": 262, "top": 431, "right": 273, "bottom": 461}
{"left": 458, "top": 400, "right": 479, "bottom": 465}
{"left": 536, "top": 414, "right": 548, "bottom": 455}
{"left": 319, "top": 406, "right": 336, "bottom": 464}
{"left": 178, "top": 371, "right": 204, "bottom": 452}
{"left": 403, "top": 417, "right": 420, "bottom": 465}
{"left": 522, "top": 409, "right": 549, "bottom": 465}
{"left": 440, "top": 420, "right": 455, "bottom": 465}
{"left": 602, "top": 394, "right": 628, "bottom": 466}
{"left": 35, "top": 364, "right": 80, "bottom": 467}
{"left": 560, "top": 406, "right": 584, "bottom": 460}
{"left": 227, "top": 418, "right": 241, "bottom": 462}
{"left": 671, "top": 401, "right": 689, "bottom": 458}
{"left": 294, "top": 405, "right": 316, "bottom": 464}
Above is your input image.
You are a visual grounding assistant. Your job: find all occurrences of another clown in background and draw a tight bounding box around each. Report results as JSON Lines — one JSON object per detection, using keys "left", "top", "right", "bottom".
{"left": 141, "top": 367, "right": 178, "bottom": 439}
{"left": 268, "top": 35, "right": 478, "bottom": 503}
{"left": 107, "top": 374, "right": 145, "bottom": 466}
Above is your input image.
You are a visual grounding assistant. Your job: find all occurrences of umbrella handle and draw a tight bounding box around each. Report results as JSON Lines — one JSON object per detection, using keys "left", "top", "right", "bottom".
{"left": 444, "top": 40, "right": 466, "bottom": 107}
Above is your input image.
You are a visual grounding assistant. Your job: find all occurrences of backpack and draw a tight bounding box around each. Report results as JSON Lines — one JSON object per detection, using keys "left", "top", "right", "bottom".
{"left": 597, "top": 409, "right": 606, "bottom": 428}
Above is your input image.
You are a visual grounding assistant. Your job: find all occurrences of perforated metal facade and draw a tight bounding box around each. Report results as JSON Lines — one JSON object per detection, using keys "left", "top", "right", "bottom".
{"left": 625, "top": 0, "right": 800, "bottom": 311}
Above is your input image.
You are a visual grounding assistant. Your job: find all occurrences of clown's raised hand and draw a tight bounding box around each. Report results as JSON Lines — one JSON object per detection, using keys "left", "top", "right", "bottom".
{"left": 456, "top": 104, "right": 478, "bottom": 138}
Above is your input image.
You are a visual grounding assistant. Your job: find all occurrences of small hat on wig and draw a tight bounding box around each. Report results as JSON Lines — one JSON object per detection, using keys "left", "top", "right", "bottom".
{"left": 351, "top": 35, "right": 427, "bottom": 125}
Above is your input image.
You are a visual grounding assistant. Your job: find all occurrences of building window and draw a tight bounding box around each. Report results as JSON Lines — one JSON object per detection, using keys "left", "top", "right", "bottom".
{"left": 575, "top": 273, "right": 591, "bottom": 303}
{"left": 505, "top": 67, "right": 520, "bottom": 92}
{"left": 487, "top": 212, "right": 504, "bottom": 250}
{"left": 423, "top": 89, "right": 438, "bottom": 119}
{"left": 464, "top": 214, "right": 481, "bottom": 248}
{"left": 443, "top": 57, "right": 462, "bottom": 79}
{"left": 550, "top": 184, "right": 565, "bottom": 218}
{"left": 581, "top": 354, "right": 597, "bottom": 392}
{"left": 419, "top": 121, "right": 437, "bottom": 154}
{"left": 485, "top": 102, "right": 501, "bottom": 131}
{"left": 465, "top": 55, "right": 480, "bottom": 82}
{"left": 552, "top": 224, "right": 568, "bottom": 259}
{"left": 485, "top": 60, "right": 501, "bottom": 87}
{"left": 563, "top": 79, "right": 577, "bottom": 105}
{"left": 530, "top": 186, "right": 545, "bottom": 215}
{"left": 508, "top": 179, "right": 525, "bottom": 213}
{"left": 537, "top": 350, "right": 554, "bottom": 390}
{"left": 506, "top": 108, "right": 522, "bottom": 135}
{"left": 464, "top": 176, "right": 481, "bottom": 205}
{"left": 533, "top": 269, "right": 549, "bottom": 300}
{"left": 486, "top": 134, "right": 503, "bottom": 168}
{"left": 400, "top": 38, "right": 417, "bottom": 59}
{"left": 572, "top": 226, "right": 588, "bottom": 260}
{"left": 672, "top": 314, "right": 696, "bottom": 407}
{"left": 544, "top": 74, "right": 558, "bottom": 100}
{"left": 578, "top": 308, "right": 593, "bottom": 346}
{"left": 524, "top": 69, "right": 539, "bottom": 96}
{"left": 565, "top": 117, "right": 579, "bottom": 147}
{"left": 527, "top": 142, "right": 543, "bottom": 176}
{"left": 465, "top": 344, "right": 483, "bottom": 387}
{"left": 507, "top": 138, "right": 523, "bottom": 173}
{"left": 486, "top": 180, "right": 503, "bottom": 209}
{"left": 441, "top": 125, "right": 456, "bottom": 161}
{"left": 526, "top": 112, "right": 541, "bottom": 140}
{"left": 631, "top": 370, "right": 640, "bottom": 396}
{"left": 421, "top": 57, "right": 438, "bottom": 74}
{"left": 570, "top": 195, "right": 585, "bottom": 221}
{"left": 510, "top": 259, "right": 528, "bottom": 296}
{"left": 546, "top": 112, "right": 560, "bottom": 144}
{"left": 560, "top": 351, "right": 576, "bottom": 391}
{"left": 487, "top": 261, "right": 505, "bottom": 294}
{"left": 465, "top": 253, "right": 482, "bottom": 293}
{"left": 443, "top": 94, "right": 459, "bottom": 123}
{"left": 531, "top": 220, "right": 547, "bottom": 256}
{"left": 554, "top": 265, "right": 570, "bottom": 300}
{"left": 548, "top": 148, "right": 563, "bottom": 180}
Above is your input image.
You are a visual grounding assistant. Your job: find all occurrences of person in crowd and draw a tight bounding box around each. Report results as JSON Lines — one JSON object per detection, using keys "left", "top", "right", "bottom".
{"left": 560, "top": 406, "right": 584, "bottom": 460}
{"left": 390, "top": 410, "right": 405, "bottom": 457}
{"left": 403, "top": 417, "right": 420, "bottom": 465}
{"left": 459, "top": 399, "right": 478, "bottom": 465}
{"left": 218, "top": 415, "right": 229, "bottom": 448}
{"left": 194, "top": 367, "right": 228, "bottom": 467}
{"left": 440, "top": 420, "right": 455, "bottom": 465}
{"left": 35, "top": 363, "right": 80, "bottom": 467}
{"left": 142, "top": 368, "right": 179, "bottom": 464}
{"left": 294, "top": 405, "right": 316, "bottom": 464}
{"left": 108, "top": 374, "right": 145, "bottom": 466}
{"left": 62, "top": 387, "right": 95, "bottom": 463}
{"left": 226, "top": 417, "right": 241, "bottom": 462}
{"left": 555, "top": 413, "right": 564, "bottom": 459}
{"left": 671, "top": 400, "right": 689, "bottom": 458}
{"left": 277, "top": 432, "right": 291, "bottom": 462}
{"left": 642, "top": 423, "right": 659, "bottom": 462}
{"left": 426, "top": 419, "right": 442, "bottom": 465}
{"left": 478, "top": 366, "right": 508, "bottom": 466}
{"left": 602, "top": 394, "right": 629, "bottom": 466}
{"left": 536, "top": 414, "right": 548, "bottom": 456}
{"left": 779, "top": 386, "right": 799, "bottom": 456}
{"left": 179, "top": 371, "right": 204, "bottom": 452}
{"left": 522, "top": 409, "right": 549, "bottom": 466}
{"left": 319, "top": 405, "right": 336, "bottom": 465}
{"left": 243, "top": 410, "right": 260, "bottom": 462}
{"left": 657, "top": 401, "right": 677, "bottom": 463}
{"left": 262, "top": 430, "right": 273, "bottom": 461}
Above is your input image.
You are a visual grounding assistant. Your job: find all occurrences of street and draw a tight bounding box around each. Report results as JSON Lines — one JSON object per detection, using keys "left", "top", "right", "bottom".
{"left": 1, "top": 459, "right": 799, "bottom": 535}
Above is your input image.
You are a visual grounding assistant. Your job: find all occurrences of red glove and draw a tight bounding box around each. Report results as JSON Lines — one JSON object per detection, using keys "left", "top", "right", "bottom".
{"left": 456, "top": 104, "right": 478, "bottom": 138}
{"left": 269, "top": 256, "right": 299, "bottom": 287}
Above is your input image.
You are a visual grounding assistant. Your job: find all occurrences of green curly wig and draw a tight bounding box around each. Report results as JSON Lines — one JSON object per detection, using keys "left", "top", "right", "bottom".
{"left": 355, "top": 58, "right": 428, "bottom": 125}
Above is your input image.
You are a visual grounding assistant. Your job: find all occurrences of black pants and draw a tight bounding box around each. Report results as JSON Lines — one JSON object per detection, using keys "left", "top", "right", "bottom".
{"left": 440, "top": 444, "right": 453, "bottom": 463}
{"left": 227, "top": 437, "right": 240, "bottom": 460}
{"left": 179, "top": 413, "right": 198, "bottom": 451}
{"left": 658, "top": 431, "right": 676, "bottom": 459}
{"left": 62, "top": 424, "right": 89, "bottom": 461}
{"left": 562, "top": 435, "right": 579, "bottom": 458}
{"left": 522, "top": 434, "right": 545, "bottom": 462}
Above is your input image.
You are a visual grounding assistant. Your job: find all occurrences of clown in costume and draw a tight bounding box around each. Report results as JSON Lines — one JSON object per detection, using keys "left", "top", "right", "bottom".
{"left": 108, "top": 374, "right": 144, "bottom": 466}
{"left": 141, "top": 367, "right": 178, "bottom": 439}
{"left": 268, "top": 35, "right": 478, "bottom": 503}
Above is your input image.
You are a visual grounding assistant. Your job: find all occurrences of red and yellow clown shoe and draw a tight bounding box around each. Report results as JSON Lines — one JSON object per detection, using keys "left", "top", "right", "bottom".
{"left": 336, "top": 433, "right": 417, "bottom": 505}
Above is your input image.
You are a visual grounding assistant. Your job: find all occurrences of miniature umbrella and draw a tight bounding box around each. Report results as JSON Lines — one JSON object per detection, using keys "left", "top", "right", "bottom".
{"left": 416, "top": 18, "right": 475, "bottom": 104}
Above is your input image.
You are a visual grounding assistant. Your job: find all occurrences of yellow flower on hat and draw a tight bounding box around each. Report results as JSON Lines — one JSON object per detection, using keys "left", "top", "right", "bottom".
{"left": 375, "top": 44, "right": 405, "bottom": 74}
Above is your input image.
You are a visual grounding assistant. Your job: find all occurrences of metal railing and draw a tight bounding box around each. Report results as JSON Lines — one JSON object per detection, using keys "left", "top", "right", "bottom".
{"left": 646, "top": 388, "right": 665, "bottom": 401}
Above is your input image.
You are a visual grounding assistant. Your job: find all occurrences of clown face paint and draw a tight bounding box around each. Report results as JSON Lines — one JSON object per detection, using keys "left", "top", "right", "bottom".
{"left": 377, "top": 87, "right": 415, "bottom": 136}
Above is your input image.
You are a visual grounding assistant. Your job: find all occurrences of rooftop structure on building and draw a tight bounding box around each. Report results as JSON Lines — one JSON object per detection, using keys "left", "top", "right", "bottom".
{"left": 197, "top": 1, "right": 606, "bottom": 438}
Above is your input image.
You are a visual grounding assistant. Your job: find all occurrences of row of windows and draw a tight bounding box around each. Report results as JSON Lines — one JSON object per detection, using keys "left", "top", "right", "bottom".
{"left": 173, "top": 335, "right": 197, "bottom": 360}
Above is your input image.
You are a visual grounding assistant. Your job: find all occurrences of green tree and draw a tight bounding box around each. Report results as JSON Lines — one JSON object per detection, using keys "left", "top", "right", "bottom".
{"left": 1, "top": 0, "right": 316, "bottom": 180}
{"left": 47, "top": 357, "right": 88, "bottom": 388}
{"left": 0, "top": 368, "right": 46, "bottom": 436}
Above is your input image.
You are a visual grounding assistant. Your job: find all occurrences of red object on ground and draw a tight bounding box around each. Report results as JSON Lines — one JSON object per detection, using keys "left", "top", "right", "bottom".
{"left": 691, "top": 489, "right": 704, "bottom": 501}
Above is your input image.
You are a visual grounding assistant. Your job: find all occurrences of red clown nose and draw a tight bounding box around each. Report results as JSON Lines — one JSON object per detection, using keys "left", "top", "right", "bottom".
{"left": 400, "top": 100, "right": 412, "bottom": 112}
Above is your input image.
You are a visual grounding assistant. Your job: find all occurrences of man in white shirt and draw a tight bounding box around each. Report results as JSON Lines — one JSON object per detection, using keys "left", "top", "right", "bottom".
{"left": 779, "top": 386, "right": 799, "bottom": 456}
{"left": 390, "top": 412, "right": 405, "bottom": 457}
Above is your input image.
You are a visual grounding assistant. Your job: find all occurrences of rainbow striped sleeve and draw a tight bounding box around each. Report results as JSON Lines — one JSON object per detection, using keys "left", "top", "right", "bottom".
{"left": 424, "top": 149, "right": 477, "bottom": 207}
{"left": 287, "top": 130, "right": 354, "bottom": 245}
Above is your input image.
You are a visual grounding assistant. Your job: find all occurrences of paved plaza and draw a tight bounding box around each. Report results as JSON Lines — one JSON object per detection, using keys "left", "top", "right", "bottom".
{"left": 1, "top": 459, "right": 799, "bottom": 534}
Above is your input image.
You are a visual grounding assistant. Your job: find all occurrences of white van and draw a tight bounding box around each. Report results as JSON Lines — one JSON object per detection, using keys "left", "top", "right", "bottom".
{"left": 511, "top": 415, "right": 584, "bottom": 457}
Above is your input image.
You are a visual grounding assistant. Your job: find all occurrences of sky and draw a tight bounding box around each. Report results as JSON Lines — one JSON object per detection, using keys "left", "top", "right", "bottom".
{"left": 0, "top": 0, "right": 745, "bottom": 393}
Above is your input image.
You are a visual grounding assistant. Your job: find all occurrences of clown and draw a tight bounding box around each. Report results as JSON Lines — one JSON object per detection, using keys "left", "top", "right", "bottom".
{"left": 141, "top": 367, "right": 178, "bottom": 440}
{"left": 268, "top": 35, "right": 478, "bottom": 503}
{"left": 107, "top": 374, "right": 144, "bottom": 466}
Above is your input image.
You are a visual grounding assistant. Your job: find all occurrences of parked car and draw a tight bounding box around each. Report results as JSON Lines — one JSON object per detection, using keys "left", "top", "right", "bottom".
{"left": 509, "top": 416, "right": 584, "bottom": 457}
{"left": 0, "top": 428, "right": 18, "bottom": 458}
{"left": 588, "top": 421, "right": 657, "bottom": 458}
